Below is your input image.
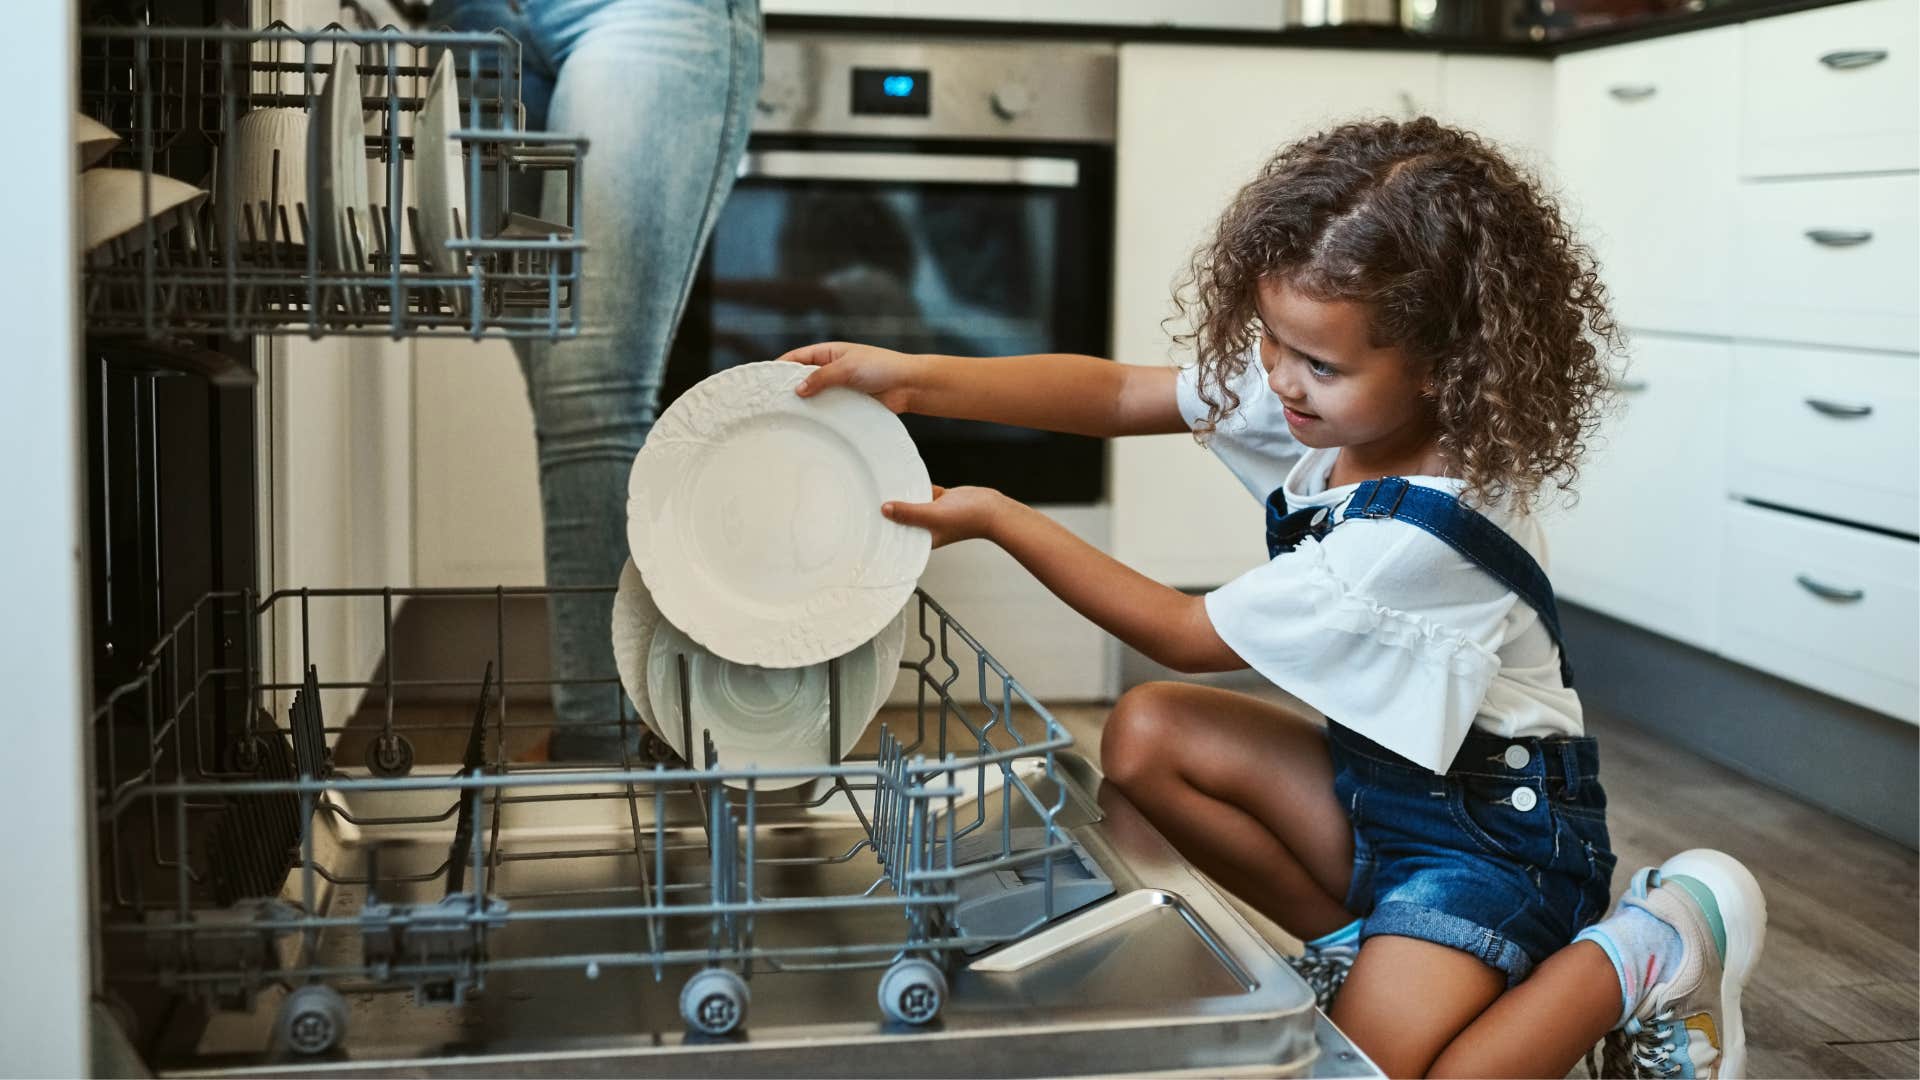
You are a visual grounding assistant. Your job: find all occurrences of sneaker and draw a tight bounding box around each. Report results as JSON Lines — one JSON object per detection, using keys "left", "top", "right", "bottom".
{"left": 1598, "top": 850, "right": 1767, "bottom": 1078}
{"left": 1287, "top": 937, "right": 1357, "bottom": 1011}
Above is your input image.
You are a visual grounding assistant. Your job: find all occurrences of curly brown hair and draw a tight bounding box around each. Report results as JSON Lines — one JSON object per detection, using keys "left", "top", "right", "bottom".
{"left": 1173, "top": 117, "right": 1620, "bottom": 507}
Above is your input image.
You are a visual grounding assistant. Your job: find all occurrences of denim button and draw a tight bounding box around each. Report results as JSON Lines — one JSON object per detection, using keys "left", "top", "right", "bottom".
{"left": 1511, "top": 786, "right": 1538, "bottom": 812}
{"left": 1503, "top": 744, "right": 1531, "bottom": 769}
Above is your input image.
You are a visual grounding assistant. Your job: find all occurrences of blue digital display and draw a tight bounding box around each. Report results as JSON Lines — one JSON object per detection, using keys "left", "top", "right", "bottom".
{"left": 853, "top": 67, "right": 930, "bottom": 116}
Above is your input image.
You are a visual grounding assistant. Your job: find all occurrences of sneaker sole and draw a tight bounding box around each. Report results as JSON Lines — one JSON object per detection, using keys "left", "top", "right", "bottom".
{"left": 1659, "top": 849, "right": 1767, "bottom": 1079}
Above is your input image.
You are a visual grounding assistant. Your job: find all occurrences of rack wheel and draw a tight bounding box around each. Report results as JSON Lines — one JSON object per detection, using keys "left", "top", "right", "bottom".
{"left": 877, "top": 958, "right": 946, "bottom": 1025}
{"left": 679, "top": 968, "right": 748, "bottom": 1036}
{"left": 366, "top": 732, "right": 415, "bottom": 778}
{"left": 278, "top": 985, "right": 348, "bottom": 1056}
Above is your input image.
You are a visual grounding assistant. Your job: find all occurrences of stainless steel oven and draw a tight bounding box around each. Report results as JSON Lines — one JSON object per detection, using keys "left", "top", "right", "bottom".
{"left": 664, "top": 33, "right": 1117, "bottom": 504}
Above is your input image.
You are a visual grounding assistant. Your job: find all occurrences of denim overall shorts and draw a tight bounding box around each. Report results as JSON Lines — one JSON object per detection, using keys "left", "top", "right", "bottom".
{"left": 1270, "top": 478, "right": 1618, "bottom": 983}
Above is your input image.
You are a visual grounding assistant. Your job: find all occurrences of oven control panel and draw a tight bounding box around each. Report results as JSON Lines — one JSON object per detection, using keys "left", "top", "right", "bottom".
{"left": 756, "top": 34, "right": 1116, "bottom": 143}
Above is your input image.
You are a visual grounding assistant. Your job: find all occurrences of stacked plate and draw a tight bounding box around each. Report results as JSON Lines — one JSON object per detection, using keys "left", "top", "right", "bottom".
{"left": 614, "top": 361, "right": 933, "bottom": 788}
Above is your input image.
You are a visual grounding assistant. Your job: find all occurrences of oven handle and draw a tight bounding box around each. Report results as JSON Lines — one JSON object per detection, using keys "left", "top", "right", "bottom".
{"left": 739, "top": 150, "right": 1081, "bottom": 188}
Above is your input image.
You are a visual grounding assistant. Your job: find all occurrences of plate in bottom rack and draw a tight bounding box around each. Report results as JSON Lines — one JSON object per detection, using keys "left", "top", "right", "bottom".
{"left": 646, "top": 605, "right": 905, "bottom": 788}
{"left": 610, "top": 559, "right": 668, "bottom": 743}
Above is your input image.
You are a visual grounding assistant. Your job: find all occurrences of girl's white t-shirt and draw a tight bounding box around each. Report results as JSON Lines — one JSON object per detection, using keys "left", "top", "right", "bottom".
{"left": 1176, "top": 355, "right": 1582, "bottom": 773}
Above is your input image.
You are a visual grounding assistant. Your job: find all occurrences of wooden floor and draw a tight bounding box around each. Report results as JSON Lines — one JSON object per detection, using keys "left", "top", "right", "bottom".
{"left": 1049, "top": 697, "right": 1920, "bottom": 1080}
{"left": 343, "top": 692, "right": 1917, "bottom": 1077}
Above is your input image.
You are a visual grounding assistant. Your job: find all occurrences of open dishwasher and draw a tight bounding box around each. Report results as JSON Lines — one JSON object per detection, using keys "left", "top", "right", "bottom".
{"left": 72, "top": 11, "right": 1325, "bottom": 1077}
{"left": 93, "top": 585, "right": 1322, "bottom": 1076}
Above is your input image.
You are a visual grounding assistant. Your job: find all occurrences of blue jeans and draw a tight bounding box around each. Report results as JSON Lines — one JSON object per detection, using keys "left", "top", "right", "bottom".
{"left": 430, "top": 0, "right": 763, "bottom": 758}
{"left": 1329, "top": 721, "right": 1617, "bottom": 984}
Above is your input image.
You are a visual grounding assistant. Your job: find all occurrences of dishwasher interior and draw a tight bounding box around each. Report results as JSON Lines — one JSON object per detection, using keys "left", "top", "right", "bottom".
{"left": 78, "top": 8, "right": 1319, "bottom": 1077}
{"left": 92, "top": 586, "right": 1319, "bottom": 1076}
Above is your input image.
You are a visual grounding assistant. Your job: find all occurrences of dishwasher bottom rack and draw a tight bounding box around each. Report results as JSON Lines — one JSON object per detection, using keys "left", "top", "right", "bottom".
{"left": 90, "top": 585, "right": 1129, "bottom": 1059}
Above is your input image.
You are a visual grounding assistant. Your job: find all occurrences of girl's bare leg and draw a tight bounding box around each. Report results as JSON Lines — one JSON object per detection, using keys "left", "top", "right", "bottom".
{"left": 1330, "top": 935, "right": 1507, "bottom": 1078}
{"left": 1426, "top": 940, "right": 1622, "bottom": 1078}
{"left": 1099, "top": 682, "right": 1356, "bottom": 939}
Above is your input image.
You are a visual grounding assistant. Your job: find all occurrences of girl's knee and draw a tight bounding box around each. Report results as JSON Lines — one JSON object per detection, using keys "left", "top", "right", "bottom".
{"left": 1101, "top": 682, "right": 1183, "bottom": 787}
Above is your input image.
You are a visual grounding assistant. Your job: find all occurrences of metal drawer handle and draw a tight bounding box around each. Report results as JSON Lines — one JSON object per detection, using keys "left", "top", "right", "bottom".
{"left": 1806, "top": 228, "right": 1874, "bottom": 247}
{"left": 1819, "top": 49, "right": 1889, "bottom": 70}
{"left": 1612, "top": 377, "right": 1649, "bottom": 392}
{"left": 1796, "top": 574, "right": 1865, "bottom": 602}
{"left": 1608, "top": 84, "right": 1657, "bottom": 102}
{"left": 1805, "top": 397, "right": 1874, "bottom": 418}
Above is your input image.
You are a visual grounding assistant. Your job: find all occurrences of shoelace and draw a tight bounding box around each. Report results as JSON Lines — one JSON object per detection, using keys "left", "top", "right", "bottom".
{"left": 1285, "top": 949, "right": 1353, "bottom": 1011}
{"left": 1588, "top": 1013, "right": 1684, "bottom": 1079}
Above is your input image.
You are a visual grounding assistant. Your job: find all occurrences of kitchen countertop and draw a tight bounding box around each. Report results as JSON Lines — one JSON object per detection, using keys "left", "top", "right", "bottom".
{"left": 766, "top": 0, "right": 1858, "bottom": 54}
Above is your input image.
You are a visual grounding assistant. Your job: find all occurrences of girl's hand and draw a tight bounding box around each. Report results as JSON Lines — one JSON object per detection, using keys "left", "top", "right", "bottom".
{"left": 778, "top": 341, "right": 918, "bottom": 414}
{"left": 881, "top": 486, "right": 1010, "bottom": 549}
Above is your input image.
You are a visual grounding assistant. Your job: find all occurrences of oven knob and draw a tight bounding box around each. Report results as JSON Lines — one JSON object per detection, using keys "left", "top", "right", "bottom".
{"left": 757, "top": 78, "right": 799, "bottom": 116}
{"left": 990, "top": 84, "right": 1034, "bottom": 121}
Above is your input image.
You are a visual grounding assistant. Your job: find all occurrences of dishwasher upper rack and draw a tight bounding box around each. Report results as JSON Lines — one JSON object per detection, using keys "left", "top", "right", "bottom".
{"left": 79, "top": 22, "right": 587, "bottom": 341}
{"left": 91, "top": 584, "right": 1080, "bottom": 1056}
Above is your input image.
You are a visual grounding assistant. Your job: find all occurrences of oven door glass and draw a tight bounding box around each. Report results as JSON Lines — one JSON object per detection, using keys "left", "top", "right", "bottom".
{"left": 665, "top": 143, "right": 1111, "bottom": 505}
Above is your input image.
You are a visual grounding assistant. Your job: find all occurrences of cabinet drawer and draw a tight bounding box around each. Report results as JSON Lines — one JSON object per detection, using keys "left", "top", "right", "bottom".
{"left": 1729, "top": 343, "right": 1920, "bottom": 535}
{"left": 1720, "top": 503, "right": 1918, "bottom": 723}
{"left": 1735, "top": 173, "right": 1920, "bottom": 353}
{"left": 1741, "top": 0, "right": 1919, "bottom": 178}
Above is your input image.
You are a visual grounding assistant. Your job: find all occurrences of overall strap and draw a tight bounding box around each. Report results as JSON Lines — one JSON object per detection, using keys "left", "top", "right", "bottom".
{"left": 1341, "top": 477, "right": 1574, "bottom": 688}
{"left": 1265, "top": 487, "right": 1333, "bottom": 559}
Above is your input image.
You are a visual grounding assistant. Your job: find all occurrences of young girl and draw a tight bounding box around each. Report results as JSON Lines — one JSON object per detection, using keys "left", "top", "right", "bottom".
{"left": 780, "top": 117, "right": 1766, "bottom": 1079}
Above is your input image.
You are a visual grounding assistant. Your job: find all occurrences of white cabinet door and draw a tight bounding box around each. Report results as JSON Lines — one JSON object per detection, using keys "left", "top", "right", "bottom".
{"left": 411, "top": 339, "right": 545, "bottom": 587}
{"left": 1110, "top": 45, "right": 1442, "bottom": 588}
{"left": 1552, "top": 28, "right": 1740, "bottom": 338}
{"left": 1542, "top": 333, "right": 1731, "bottom": 651}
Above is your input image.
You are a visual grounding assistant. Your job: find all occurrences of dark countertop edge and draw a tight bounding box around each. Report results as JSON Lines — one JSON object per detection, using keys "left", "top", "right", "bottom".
{"left": 766, "top": 0, "right": 1861, "bottom": 56}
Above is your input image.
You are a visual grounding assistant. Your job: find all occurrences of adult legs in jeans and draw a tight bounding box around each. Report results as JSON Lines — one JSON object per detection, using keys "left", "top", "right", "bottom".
{"left": 431, "top": 0, "right": 763, "bottom": 759}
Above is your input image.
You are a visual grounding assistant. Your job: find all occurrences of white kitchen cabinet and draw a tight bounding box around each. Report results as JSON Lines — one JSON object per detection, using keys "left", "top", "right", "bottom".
{"left": 1552, "top": 27, "right": 1740, "bottom": 338}
{"left": 1542, "top": 333, "right": 1731, "bottom": 652}
{"left": 1437, "top": 55, "right": 1555, "bottom": 169}
{"left": 1109, "top": 44, "right": 1444, "bottom": 587}
{"left": 1728, "top": 340, "right": 1920, "bottom": 535}
{"left": 1740, "top": 0, "right": 1919, "bottom": 179}
{"left": 1732, "top": 172, "right": 1920, "bottom": 353}
{"left": 1719, "top": 502, "right": 1919, "bottom": 723}
{"left": 411, "top": 338, "right": 546, "bottom": 587}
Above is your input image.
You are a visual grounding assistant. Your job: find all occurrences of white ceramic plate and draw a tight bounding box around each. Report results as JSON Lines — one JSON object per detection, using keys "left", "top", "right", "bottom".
{"left": 610, "top": 559, "right": 667, "bottom": 743}
{"left": 627, "top": 361, "right": 931, "bottom": 669}
{"left": 78, "top": 169, "right": 207, "bottom": 253}
{"left": 647, "top": 622, "right": 892, "bottom": 791}
{"left": 413, "top": 51, "right": 469, "bottom": 312}
{"left": 868, "top": 600, "right": 909, "bottom": 720}
{"left": 315, "top": 44, "right": 372, "bottom": 276}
